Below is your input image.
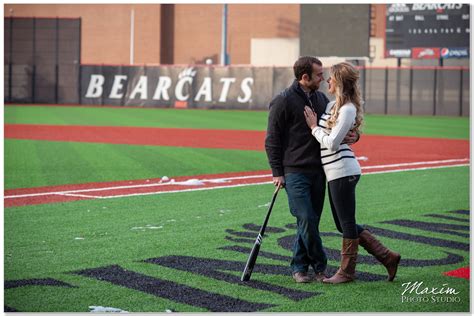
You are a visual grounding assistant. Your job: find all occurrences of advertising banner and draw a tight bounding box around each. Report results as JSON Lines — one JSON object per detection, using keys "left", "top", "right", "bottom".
{"left": 412, "top": 47, "right": 441, "bottom": 59}
{"left": 80, "top": 65, "right": 287, "bottom": 110}
{"left": 440, "top": 47, "right": 470, "bottom": 59}
{"left": 386, "top": 49, "right": 412, "bottom": 58}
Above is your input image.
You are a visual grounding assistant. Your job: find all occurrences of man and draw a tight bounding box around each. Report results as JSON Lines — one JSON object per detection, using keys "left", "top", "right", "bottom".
{"left": 265, "top": 56, "right": 359, "bottom": 283}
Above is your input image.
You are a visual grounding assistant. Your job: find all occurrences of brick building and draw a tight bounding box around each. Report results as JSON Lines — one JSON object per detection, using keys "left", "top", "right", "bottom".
{"left": 4, "top": 3, "right": 468, "bottom": 67}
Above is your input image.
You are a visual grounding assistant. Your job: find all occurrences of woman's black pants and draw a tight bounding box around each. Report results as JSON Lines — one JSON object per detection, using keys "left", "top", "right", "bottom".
{"left": 328, "top": 174, "right": 365, "bottom": 239}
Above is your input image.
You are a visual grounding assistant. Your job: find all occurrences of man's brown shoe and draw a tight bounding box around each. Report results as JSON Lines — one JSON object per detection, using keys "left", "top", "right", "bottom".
{"left": 312, "top": 272, "right": 327, "bottom": 282}
{"left": 292, "top": 272, "right": 312, "bottom": 283}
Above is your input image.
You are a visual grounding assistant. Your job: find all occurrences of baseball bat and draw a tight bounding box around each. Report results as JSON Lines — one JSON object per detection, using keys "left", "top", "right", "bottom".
{"left": 241, "top": 185, "right": 281, "bottom": 281}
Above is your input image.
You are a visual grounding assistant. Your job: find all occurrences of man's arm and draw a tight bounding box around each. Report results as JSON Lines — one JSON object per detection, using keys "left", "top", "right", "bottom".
{"left": 342, "top": 130, "right": 360, "bottom": 145}
{"left": 265, "top": 96, "right": 286, "bottom": 186}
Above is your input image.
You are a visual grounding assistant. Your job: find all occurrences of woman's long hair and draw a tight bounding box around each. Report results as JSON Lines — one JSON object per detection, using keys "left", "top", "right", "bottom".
{"left": 326, "top": 62, "right": 364, "bottom": 134}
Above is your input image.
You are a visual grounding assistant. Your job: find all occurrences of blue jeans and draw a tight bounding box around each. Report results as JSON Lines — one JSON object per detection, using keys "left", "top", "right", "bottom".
{"left": 285, "top": 171, "right": 327, "bottom": 274}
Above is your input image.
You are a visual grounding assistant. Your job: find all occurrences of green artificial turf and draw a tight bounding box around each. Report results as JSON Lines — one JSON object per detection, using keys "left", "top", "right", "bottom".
{"left": 361, "top": 114, "right": 470, "bottom": 140}
{"left": 4, "top": 105, "right": 470, "bottom": 139}
{"left": 4, "top": 105, "right": 471, "bottom": 312}
{"left": 5, "top": 139, "right": 269, "bottom": 189}
{"left": 4, "top": 166, "right": 470, "bottom": 312}
{"left": 4, "top": 105, "right": 268, "bottom": 131}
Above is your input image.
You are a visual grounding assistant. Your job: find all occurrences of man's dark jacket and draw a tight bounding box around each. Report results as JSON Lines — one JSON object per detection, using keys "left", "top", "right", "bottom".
{"left": 265, "top": 80, "right": 329, "bottom": 177}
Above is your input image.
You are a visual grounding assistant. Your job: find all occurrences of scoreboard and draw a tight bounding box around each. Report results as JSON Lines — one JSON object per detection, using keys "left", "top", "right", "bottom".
{"left": 385, "top": 3, "right": 470, "bottom": 59}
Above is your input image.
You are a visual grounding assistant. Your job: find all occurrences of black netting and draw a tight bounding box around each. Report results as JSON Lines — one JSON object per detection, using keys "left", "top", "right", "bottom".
{"left": 387, "top": 69, "right": 411, "bottom": 115}
{"left": 462, "top": 70, "right": 469, "bottom": 116}
{"left": 364, "top": 69, "right": 386, "bottom": 114}
{"left": 411, "top": 69, "right": 436, "bottom": 115}
{"left": 4, "top": 17, "right": 80, "bottom": 104}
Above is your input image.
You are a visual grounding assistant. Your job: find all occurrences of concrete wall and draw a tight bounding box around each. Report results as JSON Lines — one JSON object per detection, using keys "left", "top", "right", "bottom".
{"left": 250, "top": 38, "right": 299, "bottom": 66}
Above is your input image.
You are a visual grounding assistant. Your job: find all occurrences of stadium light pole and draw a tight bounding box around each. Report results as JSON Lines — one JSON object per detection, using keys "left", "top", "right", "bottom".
{"left": 130, "top": 8, "right": 135, "bottom": 65}
{"left": 220, "top": 4, "right": 228, "bottom": 65}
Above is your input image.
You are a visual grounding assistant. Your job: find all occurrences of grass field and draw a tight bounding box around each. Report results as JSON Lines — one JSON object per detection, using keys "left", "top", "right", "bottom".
{"left": 4, "top": 105, "right": 470, "bottom": 313}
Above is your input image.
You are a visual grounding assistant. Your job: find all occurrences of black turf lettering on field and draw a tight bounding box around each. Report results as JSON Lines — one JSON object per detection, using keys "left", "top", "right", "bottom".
{"left": 319, "top": 232, "right": 343, "bottom": 237}
{"left": 242, "top": 223, "right": 286, "bottom": 233}
{"left": 382, "top": 219, "right": 469, "bottom": 237}
{"left": 218, "top": 244, "right": 385, "bottom": 282}
{"left": 4, "top": 278, "right": 75, "bottom": 289}
{"left": 322, "top": 246, "right": 463, "bottom": 267}
{"left": 284, "top": 224, "right": 340, "bottom": 237}
{"left": 73, "top": 265, "right": 274, "bottom": 312}
{"left": 144, "top": 256, "right": 318, "bottom": 301}
{"left": 225, "top": 236, "right": 255, "bottom": 244}
{"left": 5, "top": 209, "right": 470, "bottom": 312}
{"left": 231, "top": 219, "right": 466, "bottom": 269}
{"left": 4, "top": 305, "right": 19, "bottom": 312}
{"left": 449, "top": 209, "right": 469, "bottom": 215}
{"left": 219, "top": 245, "right": 290, "bottom": 261}
{"left": 222, "top": 240, "right": 462, "bottom": 268}
{"left": 225, "top": 229, "right": 260, "bottom": 238}
{"left": 400, "top": 252, "right": 464, "bottom": 266}
{"left": 275, "top": 236, "right": 384, "bottom": 281}
{"left": 4, "top": 278, "right": 75, "bottom": 312}
{"left": 424, "top": 213, "right": 470, "bottom": 223}
{"left": 364, "top": 226, "right": 469, "bottom": 251}
{"left": 299, "top": 241, "right": 462, "bottom": 267}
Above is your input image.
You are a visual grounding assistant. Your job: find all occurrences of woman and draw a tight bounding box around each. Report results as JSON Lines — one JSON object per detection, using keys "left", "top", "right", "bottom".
{"left": 303, "top": 62, "right": 400, "bottom": 284}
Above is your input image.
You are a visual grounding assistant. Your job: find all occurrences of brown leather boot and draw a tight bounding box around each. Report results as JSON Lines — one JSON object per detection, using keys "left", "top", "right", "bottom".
{"left": 359, "top": 229, "right": 401, "bottom": 281}
{"left": 323, "top": 238, "right": 358, "bottom": 284}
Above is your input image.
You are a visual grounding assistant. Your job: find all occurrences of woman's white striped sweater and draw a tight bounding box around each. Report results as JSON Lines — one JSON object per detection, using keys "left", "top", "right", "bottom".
{"left": 311, "top": 101, "right": 361, "bottom": 182}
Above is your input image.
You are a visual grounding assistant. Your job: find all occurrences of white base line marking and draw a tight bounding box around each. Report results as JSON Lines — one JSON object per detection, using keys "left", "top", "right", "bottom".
{"left": 55, "top": 193, "right": 103, "bottom": 199}
{"left": 361, "top": 158, "right": 469, "bottom": 170}
{"left": 362, "top": 163, "right": 469, "bottom": 175}
{"left": 99, "top": 181, "right": 275, "bottom": 199}
{"left": 97, "top": 163, "right": 469, "bottom": 199}
{"left": 5, "top": 174, "right": 272, "bottom": 199}
{"left": 5, "top": 159, "right": 469, "bottom": 200}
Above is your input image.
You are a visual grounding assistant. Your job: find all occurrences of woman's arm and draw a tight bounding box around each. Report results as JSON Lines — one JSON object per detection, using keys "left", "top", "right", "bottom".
{"left": 312, "top": 104, "right": 356, "bottom": 151}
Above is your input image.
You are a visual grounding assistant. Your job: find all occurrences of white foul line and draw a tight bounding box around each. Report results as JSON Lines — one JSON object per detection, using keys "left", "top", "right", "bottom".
{"left": 97, "top": 163, "right": 469, "bottom": 199}
{"left": 361, "top": 158, "right": 469, "bottom": 170}
{"left": 362, "top": 163, "right": 469, "bottom": 176}
{"left": 98, "top": 181, "right": 275, "bottom": 199}
{"left": 4, "top": 174, "right": 271, "bottom": 199}
{"left": 55, "top": 193, "right": 104, "bottom": 199}
{"left": 4, "top": 159, "right": 469, "bottom": 200}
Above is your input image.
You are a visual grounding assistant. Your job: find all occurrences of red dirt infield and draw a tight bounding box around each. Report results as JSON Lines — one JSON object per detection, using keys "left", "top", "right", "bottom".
{"left": 5, "top": 124, "right": 469, "bottom": 165}
{"left": 4, "top": 124, "right": 470, "bottom": 207}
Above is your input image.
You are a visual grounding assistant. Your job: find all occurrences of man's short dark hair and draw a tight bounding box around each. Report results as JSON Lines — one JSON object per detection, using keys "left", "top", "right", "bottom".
{"left": 293, "top": 56, "right": 322, "bottom": 80}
